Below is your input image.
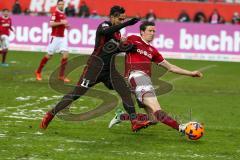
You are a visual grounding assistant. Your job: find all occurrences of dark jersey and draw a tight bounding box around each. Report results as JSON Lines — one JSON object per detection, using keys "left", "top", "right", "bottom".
{"left": 52, "top": 18, "right": 139, "bottom": 119}
{"left": 86, "top": 21, "right": 122, "bottom": 71}
{"left": 80, "top": 20, "right": 134, "bottom": 88}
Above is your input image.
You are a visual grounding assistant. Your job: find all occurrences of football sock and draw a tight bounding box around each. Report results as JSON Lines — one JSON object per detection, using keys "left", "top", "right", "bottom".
{"left": 122, "top": 102, "right": 137, "bottom": 120}
{"left": 59, "top": 57, "right": 68, "bottom": 77}
{"left": 120, "top": 113, "right": 148, "bottom": 121}
{"left": 154, "top": 110, "right": 179, "bottom": 130}
{"left": 37, "top": 56, "right": 49, "bottom": 73}
{"left": 50, "top": 85, "right": 89, "bottom": 115}
{"left": 1, "top": 49, "right": 7, "bottom": 63}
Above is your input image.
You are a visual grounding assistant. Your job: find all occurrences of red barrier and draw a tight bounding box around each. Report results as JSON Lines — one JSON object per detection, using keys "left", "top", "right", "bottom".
{"left": 85, "top": 0, "right": 240, "bottom": 22}
{"left": 1, "top": 0, "right": 240, "bottom": 22}
{"left": 0, "top": 0, "right": 31, "bottom": 11}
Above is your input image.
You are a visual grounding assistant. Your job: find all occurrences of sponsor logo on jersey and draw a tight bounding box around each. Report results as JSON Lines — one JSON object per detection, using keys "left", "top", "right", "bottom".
{"left": 135, "top": 41, "right": 142, "bottom": 44}
{"left": 149, "top": 47, "right": 153, "bottom": 52}
{"left": 137, "top": 49, "right": 152, "bottom": 59}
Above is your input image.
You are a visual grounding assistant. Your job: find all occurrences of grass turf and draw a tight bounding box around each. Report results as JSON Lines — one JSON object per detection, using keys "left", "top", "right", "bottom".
{"left": 0, "top": 51, "right": 240, "bottom": 160}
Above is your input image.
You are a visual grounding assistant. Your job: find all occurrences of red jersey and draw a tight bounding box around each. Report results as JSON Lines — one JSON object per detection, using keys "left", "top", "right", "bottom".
{"left": 0, "top": 25, "right": 2, "bottom": 35}
{"left": 125, "top": 35, "right": 164, "bottom": 77}
{"left": 0, "top": 16, "right": 12, "bottom": 36}
{"left": 50, "top": 9, "right": 66, "bottom": 37}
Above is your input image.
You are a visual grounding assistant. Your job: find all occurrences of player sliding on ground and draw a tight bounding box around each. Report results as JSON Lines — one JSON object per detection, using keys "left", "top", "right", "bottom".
{"left": 109, "top": 21, "right": 203, "bottom": 134}
{"left": 35, "top": 0, "right": 70, "bottom": 82}
{"left": 40, "top": 6, "right": 152, "bottom": 132}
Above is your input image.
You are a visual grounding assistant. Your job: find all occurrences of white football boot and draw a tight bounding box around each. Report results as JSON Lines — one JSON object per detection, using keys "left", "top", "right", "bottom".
{"left": 108, "top": 109, "right": 124, "bottom": 128}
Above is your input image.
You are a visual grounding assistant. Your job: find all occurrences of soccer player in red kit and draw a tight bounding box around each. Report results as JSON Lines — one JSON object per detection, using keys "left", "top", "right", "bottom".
{"left": 35, "top": 0, "right": 70, "bottom": 82}
{"left": 109, "top": 21, "right": 203, "bottom": 134}
{"left": 0, "top": 9, "right": 13, "bottom": 67}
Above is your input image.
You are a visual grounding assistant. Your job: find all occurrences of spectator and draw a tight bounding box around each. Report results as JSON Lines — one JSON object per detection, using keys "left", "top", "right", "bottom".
{"left": 78, "top": 1, "right": 90, "bottom": 18}
{"left": 12, "top": 0, "right": 22, "bottom": 15}
{"left": 65, "top": 3, "right": 76, "bottom": 17}
{"left": 232, "top": 12, "right": 240, "bottom": 24}
{"left": 219, "top": 16, "right": 225, "bottom": 24}
{"left": 24, "top": 9, "right": 31, "bottom": 15}
{"left": 89, "top": 10, "right": 100, "bottom": 19}
{"left": 209, "top": 9, "right": 223, "bottom": 24}
{"left": 193, "top": 11, "right": 207, "bottom": 23}
{"left": 145, "top": 9, "right": 156, "bottom": 22}
{"left": 178, "top": 10, "right": 191, "bottom": 22}
{"left": 135, "top": 13, "right": 141, "bottom": 19}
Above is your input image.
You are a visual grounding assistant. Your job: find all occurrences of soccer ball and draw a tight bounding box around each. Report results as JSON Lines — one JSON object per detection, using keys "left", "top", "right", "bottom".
{"left": 185, "top": 122, "right": 204, "bottom": 140}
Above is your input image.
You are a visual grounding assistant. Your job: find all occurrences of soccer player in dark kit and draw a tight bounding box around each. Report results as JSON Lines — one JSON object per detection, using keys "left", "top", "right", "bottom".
{"left": 40, "top": 5, "right": 151, "bottom": 132}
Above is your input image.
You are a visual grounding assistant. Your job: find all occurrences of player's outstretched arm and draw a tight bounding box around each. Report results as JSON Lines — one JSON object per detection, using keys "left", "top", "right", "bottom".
{"left": 49, "top": 20, "right": 67, "bottom": 27}
{"left": 100, "top": 18, "right": 140, "bottom": 35}
{"left": 159, "top": 60, "right": 203, "bottom": 77}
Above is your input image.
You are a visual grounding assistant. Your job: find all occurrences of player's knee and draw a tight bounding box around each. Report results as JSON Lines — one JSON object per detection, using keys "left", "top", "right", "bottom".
{"left": 62, "top": 53, "right": 69, "bottom": 59}
{"left": 46, "top": 54, "right": 53, "bottom": 59}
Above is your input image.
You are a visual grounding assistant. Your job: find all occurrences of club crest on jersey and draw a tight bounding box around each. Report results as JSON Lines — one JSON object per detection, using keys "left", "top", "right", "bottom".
{"left": 51, "top": 16, "right": 56, "bottom": 20}
{"left": 102, "top": 23, "right": 109, "bottom": 27}
{"left": 137, "top": 49, "right": 152, "bottom": 59}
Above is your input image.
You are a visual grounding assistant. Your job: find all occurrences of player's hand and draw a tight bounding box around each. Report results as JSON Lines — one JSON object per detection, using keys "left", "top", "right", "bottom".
{"left": 126, "top": 17, "right": 140, "bottom": 26}
{"left": 191, "top": 71, "right": 203, "bottom": 77}
{"left": 65, "top": 24, "right": 71, "bottom": 29}
{"left": 120, "top": 36, "right": 127, "bottom": 42}
{"left": 61, "top": 20, "right": 68, "bottom": 25}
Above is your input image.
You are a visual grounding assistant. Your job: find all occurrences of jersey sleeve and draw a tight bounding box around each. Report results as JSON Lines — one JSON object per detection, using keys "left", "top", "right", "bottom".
{"left": 10, "top": 19, "right": 13, "bottom": 31}
{"left": 98, "top": 22, "right": 128, "bottom": 35}
{"left": 98, "top": 22, "right": 110, "bottom": 34}
{"left": 152, "top": 48, "right": 164, "bottom": 64}
{"left": 0, "top": 18, "right": 2, "bottom": 34}
{"left": 126, "top": 35, "right": 135, "bottom": 43}
{"left": 50, "top": 13, "right": 57, "bottom": 22}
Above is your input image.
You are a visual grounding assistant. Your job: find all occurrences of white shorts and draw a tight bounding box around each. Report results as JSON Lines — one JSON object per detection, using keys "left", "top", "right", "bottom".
{"left": 128, "top": 70, "right": 156, "bottom": 102}
{"left": 47, "top": 36, "right": 68, "bottom": 55}
{"left": 0, "top": 35, "right": 9, "bottom": 49}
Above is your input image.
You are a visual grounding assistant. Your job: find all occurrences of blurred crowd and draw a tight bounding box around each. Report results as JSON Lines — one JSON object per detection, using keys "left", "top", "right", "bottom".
{"left": 11, "top": 0, "right": 101, "bottom": 18}
{"left": 8, "top": 0, "right": 240, "bottom": 25}
{"left": 177, "top": 9, "right": 240, "bottom": 24}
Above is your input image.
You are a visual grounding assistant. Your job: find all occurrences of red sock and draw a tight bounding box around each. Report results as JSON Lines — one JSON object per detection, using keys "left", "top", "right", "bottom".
{"left": 1, "top": 49, "right": 7, "bottom": 63}
{"left": 59, "top": 58, "right": 68, "bottom": 77}
{"left": 154, "top": 110, "right": 179, "bottom": 130}
{"left": 120, "top": 113, "right": 148, "bottom": 121}
{"left": 36, "top": 56, "right": 49, "bottom": 73}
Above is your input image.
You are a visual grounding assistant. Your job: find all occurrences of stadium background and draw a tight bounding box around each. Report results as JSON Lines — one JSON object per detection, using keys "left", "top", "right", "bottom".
{"left": 1, "top": 0, "right": 240, "bottom": 62}
{"left": 0, "top": 0, "right": 240, "bottom": 160}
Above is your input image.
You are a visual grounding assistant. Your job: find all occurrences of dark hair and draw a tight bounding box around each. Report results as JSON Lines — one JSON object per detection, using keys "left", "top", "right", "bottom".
{"left": 110, "top": 5, "right": 125, "bottom": 17}
{"left": 140, "top": 21, "right": 155, "bottom": 32}
{"left": 57, "top": 0, "right": 64, "bottom": 3}
{"left": 2, "top": 8, "right": 9, "bottom": 12}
